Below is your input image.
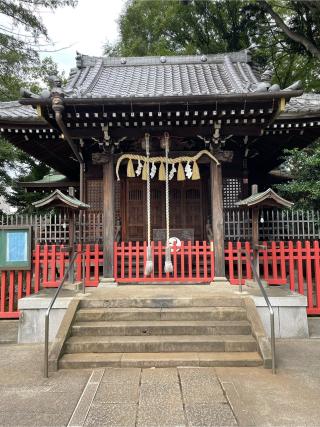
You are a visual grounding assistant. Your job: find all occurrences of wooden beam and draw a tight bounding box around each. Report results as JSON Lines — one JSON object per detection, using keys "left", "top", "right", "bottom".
{"left": 210, "top": 161, "right": 226, "bottom": 279}
{"left": 103, "top": 154, "right": 115, "bottom": 278}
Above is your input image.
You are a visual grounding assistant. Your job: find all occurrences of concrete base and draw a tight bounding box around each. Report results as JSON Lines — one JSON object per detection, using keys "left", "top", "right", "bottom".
{"left": 245, "top": 279, "right": 268, "bottom": 289}
{"left": 17, "top": 289, "right": 77, "bottom": 343}
{"left": 245, "top": 286, "right": 309, "bottom": 338}
{"left": 98, "top": 277, "right": 118, "bottom": 287}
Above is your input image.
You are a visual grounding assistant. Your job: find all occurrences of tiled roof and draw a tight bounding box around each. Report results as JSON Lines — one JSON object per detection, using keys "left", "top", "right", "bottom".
{"left": 0, "top": 101, "right": 38, "bottom": 119}
{"left": 284, "top": 93, "right": 320, "bottom": 114}
{"left": 236, "top": 188, "right": 293, "bottom": 208}
{"left": 32, "top": 189, "right": 89, "bottom": 209}
{"left": 64, "top": 51, "right": 261, "bottom": 99}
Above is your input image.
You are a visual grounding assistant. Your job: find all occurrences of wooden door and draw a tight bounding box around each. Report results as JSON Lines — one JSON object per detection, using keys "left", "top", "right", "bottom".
{"left": 124, "top": 178, "right": 205, "bottom": 241}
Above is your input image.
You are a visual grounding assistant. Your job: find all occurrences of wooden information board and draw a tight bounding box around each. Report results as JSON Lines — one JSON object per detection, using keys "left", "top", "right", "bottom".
{"left": 0, "top": 226, "right": 32, "bottom": 270}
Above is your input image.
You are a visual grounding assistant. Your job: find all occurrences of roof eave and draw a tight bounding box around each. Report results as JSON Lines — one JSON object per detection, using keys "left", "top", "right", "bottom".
{"left": 19, "top": 90, "right": 303, "bottom": 108}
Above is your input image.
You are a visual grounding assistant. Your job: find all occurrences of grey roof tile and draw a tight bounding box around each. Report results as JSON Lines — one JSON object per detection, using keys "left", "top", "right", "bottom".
{"left": 0, "top": 101, "right": 38, "bottom": 119}
{"left": 64, "top": 51, "right": 260, "bottom": 99}
{"left": 284, "top": 93, "right": 320, "bottom": 114}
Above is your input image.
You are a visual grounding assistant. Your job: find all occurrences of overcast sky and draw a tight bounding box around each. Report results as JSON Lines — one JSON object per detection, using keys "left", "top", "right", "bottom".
{"left": 39, "top": 0, "right": 126, "bottom": 75}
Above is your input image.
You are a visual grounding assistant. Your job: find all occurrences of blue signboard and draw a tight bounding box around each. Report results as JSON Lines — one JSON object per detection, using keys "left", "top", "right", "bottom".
{"left": 0, "top": 226, "right": 31, "bottom": 270}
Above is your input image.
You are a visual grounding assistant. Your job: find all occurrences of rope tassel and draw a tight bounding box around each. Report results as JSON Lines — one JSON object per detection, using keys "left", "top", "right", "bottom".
{"left": 164, "top": 245, "right": 173, "bottom": 273}
{"left": 158, "top": 162, "right": 165, "bottom": 181}
{"left": 142, "top": 161, "right": 148, "bottom": 180}
{"left": 163, "top": 132, "right": 173, "bottom": 274}
{"left": 127, "top": 159, "right": 135, "bottom": 177}
{"left": 177, "top": 162, "right": 185, "bottom": 181}
{"left": 144, "top": 133, "right": 153, "bottom": 276}
{"left": 192, "top": 161, "right": 200, "bottom": 180}
{"left": 144, "top": 245, "right": 153, "bottom": 276}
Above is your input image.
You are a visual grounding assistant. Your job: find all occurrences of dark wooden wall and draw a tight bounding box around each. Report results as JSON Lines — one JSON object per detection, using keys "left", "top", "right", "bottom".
{"left": 85, "top": 163, "right": 244, "bottom": 242}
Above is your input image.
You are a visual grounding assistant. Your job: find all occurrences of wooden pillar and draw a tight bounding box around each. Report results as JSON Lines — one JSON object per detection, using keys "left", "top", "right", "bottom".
{"left": 79, "top": 162, "right": 85, "bottom": 203}
{"left": 250, "top": 185, "right": 260, "bottom": 278}
{"left": 103, "top": 155, "right": 115, "bottom": 278}
{"left": 210, "top": 161, "right": 226, "bottom": 279}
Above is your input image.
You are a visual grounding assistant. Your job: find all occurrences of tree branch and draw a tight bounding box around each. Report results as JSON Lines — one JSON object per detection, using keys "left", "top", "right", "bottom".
{"left": 260, "top": 0, "right": 320, "bottom": 59}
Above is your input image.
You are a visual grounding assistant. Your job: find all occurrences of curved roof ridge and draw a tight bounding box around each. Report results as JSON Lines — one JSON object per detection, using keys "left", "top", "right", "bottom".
{"left": 75, "top": 50, "right": 251, "bottom": 69}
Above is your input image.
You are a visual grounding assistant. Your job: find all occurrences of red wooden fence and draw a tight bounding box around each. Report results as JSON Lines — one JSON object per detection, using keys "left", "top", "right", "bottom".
{"left": 0, "top": 241, "right": 319, "bottom": 318}
{"left": 114, "top": 241, "right": 214, "bottom": 283}
{"left": 0, "top": 244, "right": 102, "bottom": 318}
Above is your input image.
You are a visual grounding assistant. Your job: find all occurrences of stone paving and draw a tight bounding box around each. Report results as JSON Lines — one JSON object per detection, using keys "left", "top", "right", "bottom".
{"left": 1, "top": 338, "right": 320, "bottom": 426}
{"left": 0, "top": 343, "right": 236, "bottom": 427}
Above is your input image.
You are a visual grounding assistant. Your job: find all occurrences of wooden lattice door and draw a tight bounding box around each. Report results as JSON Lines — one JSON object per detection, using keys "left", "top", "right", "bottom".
{"left": 124, "top": 178, "right": 206, "bottom": 241}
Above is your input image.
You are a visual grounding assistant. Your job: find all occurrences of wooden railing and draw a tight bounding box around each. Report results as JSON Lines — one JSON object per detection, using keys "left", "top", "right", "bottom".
{"left": 1, "top": 208, "right": 320, "bottom": 243}
{"left": 224, "top": 208, "right": 320, "bottom": 241}
{"left": 114, "top": 241, "right": 214, "bottom": 283}
{"left": 0, "top": 240, "right": 320, "bottom": 318}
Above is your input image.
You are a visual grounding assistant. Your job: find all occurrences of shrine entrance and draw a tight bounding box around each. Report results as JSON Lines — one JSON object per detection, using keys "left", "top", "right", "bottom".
{"left": 122, "top": 176, "right": 209, "bottom": 242}
{"left": 114, "top": 159, "right": 214, "bottom": 283}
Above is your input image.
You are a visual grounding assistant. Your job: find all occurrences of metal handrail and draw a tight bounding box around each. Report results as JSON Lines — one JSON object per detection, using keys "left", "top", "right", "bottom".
{"left": 44, "top": 251, "right": 81, "bottom": 378}
{"left": 240, "top": 248, "right": 276, "bottom": 374}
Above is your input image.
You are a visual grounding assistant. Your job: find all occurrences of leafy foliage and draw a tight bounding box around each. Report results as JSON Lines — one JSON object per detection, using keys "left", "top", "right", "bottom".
{"left": 107, "top": 0, "right": 320, "bottom": 91}
{"left": 276, "top": 140, "right": 320, "bottom": 210}
{"left": 108, "top": 0, "right": 252, "bottom": 57}
{"left": 0, "top": 0, "right": 76, "bottom": 212}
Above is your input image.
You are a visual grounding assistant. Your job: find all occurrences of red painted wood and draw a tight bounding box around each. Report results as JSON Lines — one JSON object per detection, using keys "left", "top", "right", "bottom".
{"left": 51, "top": 245, "right": 57, "bottom": 285}
{"left": 280, "top": 241, "right": 286, "bottom": 283}
{"left": 188, "top": 241, "right": 192, "bottom": 279}
{"left": 203, "top": 241, "right": 208, "bottom": 279}
{"left": 8, "top": 272, "right": 14, "bottom": 313}
{"left": 34, "top": 245, "right": 40, "bottom": 293}
{"left": 181, "top": 241, "right": 185, "bottom": 279}
{"left": 271, "top": 242, "right": 278, "bottom": 284}
{"left": 17, "top": 272, "right": 23, "bottom": 300}
{"left": 43, "top": 245, "right": 48, "bottom": 286}
{"left": 195, "top": 241, "right": 200, "bottom": 280}
{"left": 0, "top": 272, "right": 6, "bottom": 313}
{"left": 314, "top": 241, "right": 320, "bottom": 313}
{"left": 210, "top": 241, "right": 214, "bottom": 280}
{"left": 297, "top": 241, "right": 304, "bottom": 295}
{"left": 120, "top": 241, "right": 125, "bottom": 278}
{"left": 158, "top": 240, "right": 163, "bottom": 280}
{"left": 173, "top": 243, "right": 178, "bottom": 281}
{"left": 288, "top": 240, "right": 295, "bottom": 291}
{"left": 245, "top": 242, "right": 251, "bottom": 280}
{"left": 76, "top": 244, "right": 82, "bottom": 282}
{"left": 136, "top": 241, "right": 140, "bottom": 279}
{"left": 26, "top": 271, "right": 31, "bottom": 297}
{"left": 128, "top": 241, "right": 132, "bottom": 279}
{"left": 228, "top": 241, "right": 235, "bottom": 284}
{"left": 305, "top": 241, "right": 313, "bottom": 310}
{"left": 113, "top": 242, "right": 118, "bottom": 280}
{"left": 85, "top": 244, "right": 90, "bottom": 285}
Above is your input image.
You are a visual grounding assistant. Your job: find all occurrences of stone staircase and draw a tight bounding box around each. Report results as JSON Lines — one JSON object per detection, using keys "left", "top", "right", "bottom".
{"left": 58, "top": 293, "right": 263, "bottom": 369}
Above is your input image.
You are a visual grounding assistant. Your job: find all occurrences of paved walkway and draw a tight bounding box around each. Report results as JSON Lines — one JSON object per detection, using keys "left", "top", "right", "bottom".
{"left": 1, "top": 338, "right": 320, "bottom": 426}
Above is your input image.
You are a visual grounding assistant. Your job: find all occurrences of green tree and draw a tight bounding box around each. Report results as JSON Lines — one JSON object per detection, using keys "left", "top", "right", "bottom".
{"left": 276, "top": 140, "right": 320, "bottom": 210}
{"left": 0, "top": 0, "right": 76, "bottom": 212}
{"left": 108, "top": 0, "right": 320, "bottom": 91}
{"left": 107, "top": 0, "right": 251, "bottom": 57}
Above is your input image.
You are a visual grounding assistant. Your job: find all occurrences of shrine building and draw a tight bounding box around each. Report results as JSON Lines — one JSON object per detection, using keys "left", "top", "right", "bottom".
{"left": 1, "top": 50, "right": 320, "bottom": 371}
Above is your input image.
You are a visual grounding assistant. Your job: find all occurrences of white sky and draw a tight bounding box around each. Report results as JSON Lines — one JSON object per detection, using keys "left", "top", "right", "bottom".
{"left": 38, "top": 0, "right": 126, "bottom": 75}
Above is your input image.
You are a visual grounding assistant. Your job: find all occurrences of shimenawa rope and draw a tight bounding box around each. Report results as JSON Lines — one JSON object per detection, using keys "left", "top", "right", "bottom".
{"left": 144, "top": 133, "right": 153, "bottom": 276}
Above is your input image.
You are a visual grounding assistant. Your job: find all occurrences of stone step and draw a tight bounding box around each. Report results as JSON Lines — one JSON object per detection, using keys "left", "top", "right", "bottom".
{"left": 75, "top": 306, "right": 248, "bottom": 322}
{"left": 65, "top": 334, "right": 257, "bottom": 354}
{"left": 71, "top": 320, "right": 251, "bottom": 336}
{"left": 59, "top": 351, "right": 262, "bottom": 369}
{"left": 79, "top": 296, "right": 243, "bottom": 309}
